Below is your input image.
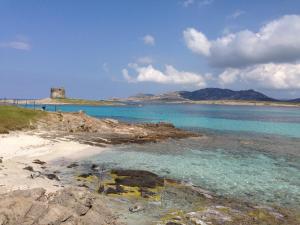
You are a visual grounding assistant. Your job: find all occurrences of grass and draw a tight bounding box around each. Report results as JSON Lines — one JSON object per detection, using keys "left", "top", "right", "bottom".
{"left": 54, "top": 98, "right": 122, "bottom": 106}
{"left": 0, "top": 105, "right": 46, "bottom": 134}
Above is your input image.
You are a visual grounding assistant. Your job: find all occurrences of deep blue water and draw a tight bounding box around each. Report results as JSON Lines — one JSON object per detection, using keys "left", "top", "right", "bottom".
{"left": 26, "top": 103, "right": 300, "bottom": 207}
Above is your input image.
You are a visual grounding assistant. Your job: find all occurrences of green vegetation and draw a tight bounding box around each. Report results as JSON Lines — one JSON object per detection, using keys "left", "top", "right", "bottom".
{"left": 0, "top": 105, "right": 46, "bottom": 134}
{"left": 54, "top": 98, "right": 123, "bottom": 106}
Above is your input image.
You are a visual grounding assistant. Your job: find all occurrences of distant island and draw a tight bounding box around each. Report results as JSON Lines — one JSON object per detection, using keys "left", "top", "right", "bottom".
{"left": 113, "top": 88, "right": 300, "bottom": 107}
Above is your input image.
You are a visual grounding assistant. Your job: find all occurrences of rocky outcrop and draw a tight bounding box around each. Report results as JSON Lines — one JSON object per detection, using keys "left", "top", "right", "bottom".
{"left": 0, "top": 188, "right": 123, "bottom": 225}
{"left": 35, "top": 112, "right": 198, "bottom": 145}
{"left": 73, "top": 168, "right": 300, "bottom": 225}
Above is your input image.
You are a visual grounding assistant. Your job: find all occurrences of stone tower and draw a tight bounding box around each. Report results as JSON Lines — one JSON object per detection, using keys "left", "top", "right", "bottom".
{"left": 50, "top": 87, "right": 66, "bottom": 99}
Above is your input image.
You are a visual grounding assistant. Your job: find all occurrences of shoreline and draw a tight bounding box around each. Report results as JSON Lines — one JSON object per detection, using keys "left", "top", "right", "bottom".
{"left": 0, "top": 131, "right": 108, "bottom": 194}
{"left": 0, "top": 97, "right": 125, "bottom": 106}
{"left": 0, "top": 108, "right": 198, "bottom": 194}
{"left": 0, "top": 108, "right": 299, "bottom": 224}
{"left": 0, "top": 131, "right": 300, "bottom": 224}
{"left": 121, "top": 100, "right": 300, "bottom": 108}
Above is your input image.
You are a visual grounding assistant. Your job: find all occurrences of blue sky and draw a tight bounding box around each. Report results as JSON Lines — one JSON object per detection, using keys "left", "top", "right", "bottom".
{"left": 1, "top": 0, "right": 300, "bottom": 99}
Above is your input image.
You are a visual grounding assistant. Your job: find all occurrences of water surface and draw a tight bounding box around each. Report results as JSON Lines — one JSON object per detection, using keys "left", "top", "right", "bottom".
{"left": 30, "top": 104, "right": 300, "bottom": 137}
{"left": 27, "top": 103, "right": 300, "bottom": 207}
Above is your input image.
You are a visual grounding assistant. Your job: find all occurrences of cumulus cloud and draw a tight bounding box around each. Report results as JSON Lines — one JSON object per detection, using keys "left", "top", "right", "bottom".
{"left": 123, "top": 64, "right": 207, "bottom": 87}
{"left": 183, "top": 28, "right": 211, "bottom": 56}
{"left": 183, "top": 15, "right": 300, "bottom": 68}
{"left": 143, "top": 35, "right": 155, "bottom": 46}
{"left": 123, "top": 62, "right": 300, "bottom": 90}
{"left": 218, "top": 63, "right": 300, "bottom": 89}
{"left": 0, "top": 40, "right": 31, "bottom": 50}
{"left": 218, "top": 68, "right": 240, "bottom": 85}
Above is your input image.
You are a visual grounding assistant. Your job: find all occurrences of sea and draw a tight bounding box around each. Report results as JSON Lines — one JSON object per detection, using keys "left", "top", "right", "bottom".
{"left": 27, "top": 103, "right": 300, "bottom": 208}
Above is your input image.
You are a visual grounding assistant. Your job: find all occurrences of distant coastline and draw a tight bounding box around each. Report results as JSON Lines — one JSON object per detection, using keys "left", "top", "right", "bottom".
{"left": 1, "top": 88, "right": 299, "bottom": 108}
{"left": 0, "top": 97, "right": 125, "bottom": 106}
{"left": 164, "top": 99, "right": 300, "bottom": 107}
{"left": 111, "top": 88, "right": 300, "bottom": 108}
{"left": 1, "top": 97, "right": 300, "bottom": 108}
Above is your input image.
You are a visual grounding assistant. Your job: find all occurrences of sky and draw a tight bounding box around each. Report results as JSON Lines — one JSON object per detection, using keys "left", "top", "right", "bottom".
{"left": 1, "top": 0, "right": 300, "bottom": 99}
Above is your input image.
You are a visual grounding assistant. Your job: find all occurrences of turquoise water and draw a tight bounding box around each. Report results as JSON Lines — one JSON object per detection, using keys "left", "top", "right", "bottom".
{"left": 29, "top": 104, "right": 300, "bottom": 138}
{"left": 86, "top": 141, "right": 300, "bottom": 207}
{"left": 27, "top": 103, "right": 300, "bottom": 207}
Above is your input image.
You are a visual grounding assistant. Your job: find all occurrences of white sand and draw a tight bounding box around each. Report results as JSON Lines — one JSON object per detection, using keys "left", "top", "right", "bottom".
{"left": 0, "top": 132, "right": 108, "bottom": 194}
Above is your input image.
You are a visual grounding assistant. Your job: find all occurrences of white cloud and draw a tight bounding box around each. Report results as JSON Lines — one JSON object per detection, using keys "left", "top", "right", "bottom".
{"left": 183, "top": 28, "right": 211, "bottom": 56}
{"left": 228, "top": 10, "right": 245, "bottom": 19}
{"left": 219, "top": 68, "right": 240, "bottom": 85}
{"left": 143, "top": 35, "right": 155, "bottom": 46}
{"left": 218, "top": 63, "right": 300, "bottom": 89}
{"left": 183, "top": 15, "right": 300, "bottom": 68}
{"left": 122, "top": 68, "right": 133, "bottom": 82}
{"left": 123, "top": 64, "right": 207, "bottom": 87}
{"left": 0, "top": 41, "right": 31, "bottom": 50}
{"left": 123, "top": 62, "right": 300, "bottom": 90}
{"left": 182, "top": 0, "right": 213, "bottom": 7}
{"left": 136, "top": 56, "right": 153, "bottom": 65}
{"left": 198, "top": 0, "right": 214, "bottom": 7}
{"left": 182, "top": 0, "right": 194, "bottom": 7}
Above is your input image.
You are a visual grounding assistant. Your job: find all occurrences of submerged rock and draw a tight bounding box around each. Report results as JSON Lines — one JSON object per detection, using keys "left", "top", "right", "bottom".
{"left": 23, "top": 166, "right": 34, "bottom": 172}
{"left": 45, "top": 173, "right": 60, "bottom": 181}
{"left": 78, "top": 173, "right": 93, "bottom": 178}
{"left": 91, "top": 164, "right": 99, "bottom": 171}
{"left": 165, "top": 222, "right": 183, "bottom": 225}
{"left": 32, "top": 159, "right": 46, "bottom": 165}
{"left": 129, "top": 204, "right": 144, "bottom": 213}
{"left": 112, "top": 169, "right": 164, "bottom": 188}
{"left": 140, "top": 187, "right": 156, "bottom": 198}
{"left": 105, "top": 187, "right": 120, "bottom": 195}
{"left": 67, "top": 162, "right": 79, "bottom": 168}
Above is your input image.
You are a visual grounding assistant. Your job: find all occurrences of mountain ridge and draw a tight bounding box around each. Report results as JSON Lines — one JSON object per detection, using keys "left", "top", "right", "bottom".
{"left": 123, "top": 88, "right": 299, "bottom": 103}
{"left": 178, "top": 88, "right": 276, "bottom": 101}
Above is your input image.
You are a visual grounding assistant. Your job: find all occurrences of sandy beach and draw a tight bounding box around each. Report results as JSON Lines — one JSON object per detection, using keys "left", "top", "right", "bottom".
{"left": 0, "top": 110, "right": 195, "bottom": 194}
{"left": 0, "top": 131, "right": 108, "bottom": 194}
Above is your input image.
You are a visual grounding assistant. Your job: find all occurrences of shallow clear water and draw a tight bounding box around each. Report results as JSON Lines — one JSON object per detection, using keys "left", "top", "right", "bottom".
{"left": 26, "top": 103, "right": 300, "bottom": 207}
{"left": 85, "top": 140, "right": 300, "bottom": 207}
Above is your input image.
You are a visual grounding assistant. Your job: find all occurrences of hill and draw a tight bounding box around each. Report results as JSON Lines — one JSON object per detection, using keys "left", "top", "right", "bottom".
{"left": 289, "top": 98, "right": 300, "bottom": 103}
{"left": 126, "top": 88, "right": 276, "bottom": 102}
{"left": 117, "top": 88, "right": 300, "bottom": 107}
{"left": 179, "top": 88, "right": 276, "bottom": 101}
